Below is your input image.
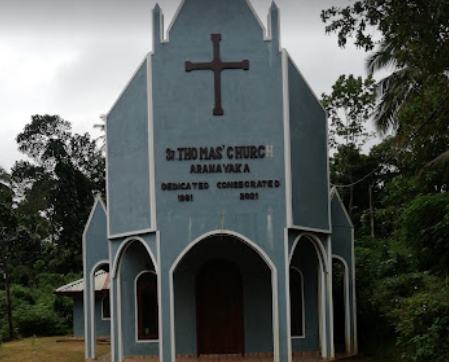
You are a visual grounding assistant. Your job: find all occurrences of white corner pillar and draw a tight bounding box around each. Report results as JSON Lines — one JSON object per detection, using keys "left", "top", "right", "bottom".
{"left": 160, "top": 263, "right": 174, "bottom": 362}
{"left": 110, "top": 276, "right": 120, "bottom": 362}
{"left": 276, "top": 263, "right": 292, "bottom": 362}
{"left": 84, "top": 273, "right": 95, "bottom": 360}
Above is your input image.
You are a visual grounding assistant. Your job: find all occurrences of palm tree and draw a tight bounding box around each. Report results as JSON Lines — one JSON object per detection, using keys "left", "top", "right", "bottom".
{"left": 368, "top": 40, "right": 449, "bottom": 177}
{"left": 366, "top": 41, "right": 425, "bottom": 134}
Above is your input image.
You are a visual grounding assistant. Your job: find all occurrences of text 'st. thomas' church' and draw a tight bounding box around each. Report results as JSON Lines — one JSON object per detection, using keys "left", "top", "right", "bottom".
{"left": 81, "top": 0, "right": 357, "bottom": 361}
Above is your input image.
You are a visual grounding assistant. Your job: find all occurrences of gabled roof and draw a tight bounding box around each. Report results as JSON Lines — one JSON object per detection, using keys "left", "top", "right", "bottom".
{"left": 54, "top": 270, "right": 109, "bottom": 297}
{"left": 330, "top": 187, "right": 354, "bottom": 228}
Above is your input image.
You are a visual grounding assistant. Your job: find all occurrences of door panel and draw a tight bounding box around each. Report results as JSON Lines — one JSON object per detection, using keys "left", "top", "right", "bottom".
{"left": 196, "top": 260, "right": 244, "bottom": 355}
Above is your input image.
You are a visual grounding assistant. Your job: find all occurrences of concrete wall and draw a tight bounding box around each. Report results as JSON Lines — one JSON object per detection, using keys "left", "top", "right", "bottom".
{"left": 96, "top": 295, "right": 111, "bottom": 337}
{"left": 74, "top": 296, "right": 84, "bottom": 337}
{"left": 73, "top": 295, "right": 110, "bottom": 338}
{"left": 288, "top": 58, "right": 329, "bottom": 231}
{"left": 331, "top": 191, "right": 357, "bottom": 353}
{"left": 107, "top": 60, "right": 152, "bottom": 237}
{"left": 150, "top": 2, "right": 290, "bottom": 360}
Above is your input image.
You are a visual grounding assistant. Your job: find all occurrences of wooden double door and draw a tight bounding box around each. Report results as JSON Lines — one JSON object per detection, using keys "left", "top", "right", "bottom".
{"left": 196, "top": 260, "right": 244, "bottom": 355}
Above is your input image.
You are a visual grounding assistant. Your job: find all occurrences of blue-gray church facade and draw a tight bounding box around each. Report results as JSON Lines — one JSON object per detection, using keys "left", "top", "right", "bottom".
{"left": 82, "top": 1, "right": 357, "bottom": 361}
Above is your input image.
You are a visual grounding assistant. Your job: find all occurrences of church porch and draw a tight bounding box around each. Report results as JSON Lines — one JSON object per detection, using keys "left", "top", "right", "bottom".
{"left": 119, "top": 352, "right": 356, "bottom": 362}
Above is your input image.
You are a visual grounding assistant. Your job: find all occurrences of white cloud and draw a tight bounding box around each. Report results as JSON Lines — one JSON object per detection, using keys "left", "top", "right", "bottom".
{"left": 0, "top": 40, "right": 79, "bottom": 92}
{"left": 0, "top": 0, "right": 377, "bottom": 171}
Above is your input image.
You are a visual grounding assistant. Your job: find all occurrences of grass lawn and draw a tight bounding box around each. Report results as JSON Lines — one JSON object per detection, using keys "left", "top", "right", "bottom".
{"left": 0, "top": 338, "right": 393, "bottom": 362}
{"left": 0, "top": 336, "right": 110, "bottom": 362}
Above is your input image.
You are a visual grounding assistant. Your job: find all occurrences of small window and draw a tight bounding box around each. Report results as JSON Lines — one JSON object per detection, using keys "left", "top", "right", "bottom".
{"left": 290, "top": 268, "right": 304, "bottom": 337}
{"left": 102, "top": 295, "right": 110, "bottom": 319}
{"left": 137, "top": 272, "right": 158, "bottom": 340}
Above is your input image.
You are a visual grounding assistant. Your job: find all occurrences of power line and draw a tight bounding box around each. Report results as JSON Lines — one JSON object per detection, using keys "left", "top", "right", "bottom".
{"left": 331, "top": 92, "right": 449, "bottom": 188}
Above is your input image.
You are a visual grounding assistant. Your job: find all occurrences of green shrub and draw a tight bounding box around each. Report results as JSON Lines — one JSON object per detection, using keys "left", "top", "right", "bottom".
{"left": 10, "top": 284, "right": 35, "bottom": 306}
{"left": 401, "top": 192, "right": 449, "bottom": 275}
{"left": 14, "top": 302, "right": 67, "bottom": 337}
{"left": 375, "top": 273, "right": 449, "bottom": 362}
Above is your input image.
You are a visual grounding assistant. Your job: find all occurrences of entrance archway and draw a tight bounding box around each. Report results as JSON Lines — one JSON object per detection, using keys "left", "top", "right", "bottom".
{"left": 289, "top": 234, "right": 328, "bottom": 357}
{"left": 171, "top": 232, "right": 277, "bottom": 359}
{"left": 115, "top": 239, "right": 158, "bottom": 360}
{"left": 196, "top": 260, "right": 244, "bottom": 354}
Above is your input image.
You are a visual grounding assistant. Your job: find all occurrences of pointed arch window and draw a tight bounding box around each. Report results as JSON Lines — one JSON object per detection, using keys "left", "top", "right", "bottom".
{"left": 136, "top": 271, "right": 158, "bottom": 340}
{"left": 290, "top": 267, "right": 305, "bottom": 337}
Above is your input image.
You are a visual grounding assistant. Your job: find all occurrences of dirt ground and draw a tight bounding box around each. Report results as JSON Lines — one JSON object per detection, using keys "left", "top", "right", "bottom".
{"left": 0, "top": 338, "right": 378, "bottom": 362}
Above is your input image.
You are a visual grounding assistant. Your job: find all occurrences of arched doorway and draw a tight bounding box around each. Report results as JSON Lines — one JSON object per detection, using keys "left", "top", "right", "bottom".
{"left": 289, "top": 233, "right": 328, "bottom": 357}
{"left": 171, "top": 233, "right": 276, "bottom": 358}
{"left": 114, "top": 239, "right": 158, "bottom": 360}
{"left": 196, "top": 260, "right": 244, "bottom": 355}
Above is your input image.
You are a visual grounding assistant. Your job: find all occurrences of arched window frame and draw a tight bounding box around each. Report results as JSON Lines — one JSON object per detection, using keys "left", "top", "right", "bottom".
{"left": 290, "top": 266, "right": 305, "bottom": 338}
{"left": 134, "top": 270, "right": 158, "bottom": 342}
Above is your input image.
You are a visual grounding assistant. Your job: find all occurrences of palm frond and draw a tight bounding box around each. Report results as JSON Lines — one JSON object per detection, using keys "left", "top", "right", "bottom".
{"left": 420, "top": 148, "right": 449, "bottom": 182}
{"left": 424, "top": 149, "right": 449, "bottom": 170}
{"left": 373, "top": 67, "right": 423, "bottom": 133}
{"left": 366, "top": 41, "right": 398, "bottom": 76}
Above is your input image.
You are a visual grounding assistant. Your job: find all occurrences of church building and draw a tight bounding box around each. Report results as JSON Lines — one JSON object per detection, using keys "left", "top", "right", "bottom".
{"left": 82, "top": 0, "right": 357, "bottom": 361}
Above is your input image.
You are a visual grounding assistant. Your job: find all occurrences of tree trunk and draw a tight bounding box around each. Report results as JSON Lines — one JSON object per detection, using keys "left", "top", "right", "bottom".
{"left": 369, "top": 184, "right": 375, "bottom": 238}
{"left": 349, "top": 185, "right": 354, "bottom": 220}
{"left": 2, "top": 238, "right": 14, "bottom": 340}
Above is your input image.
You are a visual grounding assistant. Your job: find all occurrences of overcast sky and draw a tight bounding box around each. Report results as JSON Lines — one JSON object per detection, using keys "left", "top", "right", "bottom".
{"left": 0, "top": 0, "right": 375, "bottom": 172}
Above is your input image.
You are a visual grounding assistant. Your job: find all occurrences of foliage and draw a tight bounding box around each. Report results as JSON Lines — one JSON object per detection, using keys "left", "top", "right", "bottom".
{"left": 322, "top": 74, "right": 376, "bottom": 150}
{"left": 323, "top": 74, "right": 377, "bottom": 222}
{"left": 401, "top": 193, "right": 449, "bottom": 275}
{"left": 353, "top": 171, "right": 449, "bottom": 362}
{"left": 321, "top": 0, "right": 449, "bottom": 75}
{"left": 13, "top": 114, "right": 105, "bottom": 274}
{"left": 374, "top": 273, "right": 449, "bottom": 362}
{"left": 330, "top": 144, "right": 379, "bottom": 226}
{"left": 13, "top": 303, "right": 67, "bottom": 337}
{"left": 0, "top": 114, "right": 104, "bottom": 341}
{"left": 321, "top": 0, "right": 449, "bottom": 172}
{"left": 0, "top": 273, "right": 80, "bottom": 339}
{"left": 397, "top": 80, "right": 449, "bottom": 187}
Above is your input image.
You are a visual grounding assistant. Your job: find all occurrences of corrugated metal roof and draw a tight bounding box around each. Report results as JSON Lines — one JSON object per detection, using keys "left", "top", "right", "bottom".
{"left": 54, "top": 270, "right": 109, "bottom": 296}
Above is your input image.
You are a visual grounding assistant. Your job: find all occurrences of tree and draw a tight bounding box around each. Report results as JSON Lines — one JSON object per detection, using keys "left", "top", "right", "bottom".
{"left": 322, "top": 74, "right": 376, "bottom": 150}
{"left": 0, "top": 167, "right": 16, "bottom": 241}
{"left": 401, "top": 192, "right": 449, "bottom": 276}
{"left": 321, "top": 0, "right": 449, "bottom": 134}
{"left": 330, "top": 145, "right": 379, "bottom": 230}
{"left": 15, "top": 115, "right": 105, "bottom": 273}
{"left": 321, "top": 4, "right": 449, "bottom": 361}
{"left": 322, "top": 74, "right": 377, "bottom": 219}
{"left": 321, "top": 0, "right": 449, "bottom": 74}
